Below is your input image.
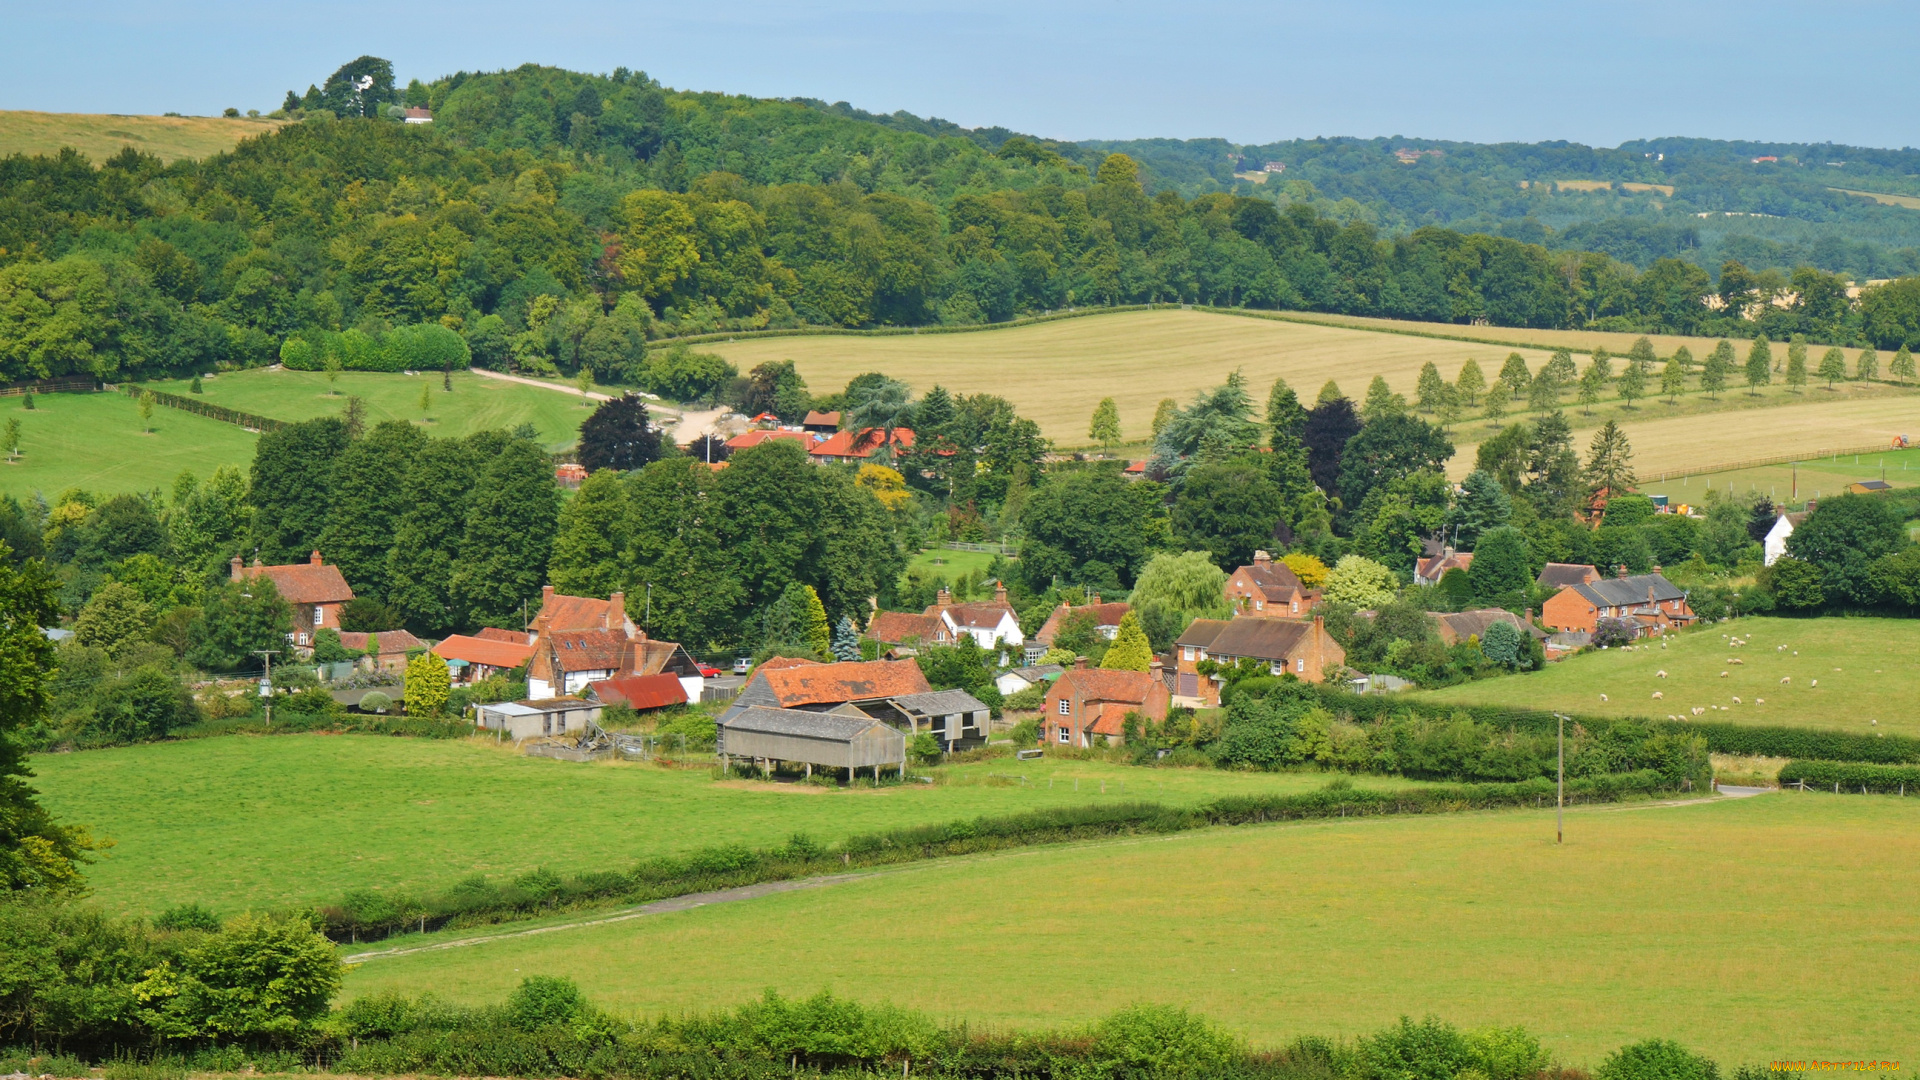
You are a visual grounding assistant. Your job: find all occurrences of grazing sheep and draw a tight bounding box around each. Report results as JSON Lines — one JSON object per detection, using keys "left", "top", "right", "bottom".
{"left": 1667, "top": 714, "right": 1678, "bottom": 721}
{"left": 1729, "top": 658, "right": 1744, "bottom": 665}
{"left": 1691, "top": 706, "right": 1706, "bottom": 716}
{"left": 1719, "top": 671, "right": 1729, "bottom": 678}
{"left": 1731, "top": 696, "right": 1742, "bottom": 704}
{"left": 1778, "top": 645, "right": 1787, "bottom": 651}
{"left": 1811, "top": 679, "right": 1819, "bottom": 687}
{"left": 1599, "top": 693, "right": 1609, "bottom": 702}
{"left": 1756, "top": 698, "right": 1765, "bottom": 705}
{"left": 1652, "top": 691, "right": 1664, "bottom": 699}
{"left": 1780, "top": 676, "right": 1791, "bottom": 684}
{"left": 1656, "top": 670, "right": 1668, "bottom": 678}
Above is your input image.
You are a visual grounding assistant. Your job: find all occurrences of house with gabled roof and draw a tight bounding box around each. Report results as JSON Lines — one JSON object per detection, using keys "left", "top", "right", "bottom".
{"left": 1041, "top": 658, "right": 1171, "bottom": 747}
{"left": 1429, "top": 609, "right": 1546, "bottom": 648}
{"left": 336, "top": 629, "right": 424, "bottom": 674}
{"left": 587, "top": 672, "right": 689, "bottom": 712}
{"left": 1536, "top": 563, "right": 1601, "bottom": 589}
{"left": 1033, "top": 596, "right": 1130, "bottom": 648}
{"left": 433, "top": 632, "right": 536, "bottom": 685}
{"left": 924, "top": 583, "right": 1022, "bottom": 653}
{"left": 1173, "top": 615, "right": 1344, "bottom": 707}
{"left": 231, "top": 551, "right": 354, "bottom": 650}
{"left": 532, "top": 585, "right": 636, "bottom": 637}
{"left": 1542, "top": 571, "right": 1694, "bottom": 638}
{"left": 809, "top": 427, "right": 916, "bottom": 463}
{"left": 1223, "top": 550, "right": 1319, "bottom": 618}
{"left": 1413, "top": 546, "right": 1473, "bottom": 586}
{"left": 801, "top": 410, "right": 842, "bottom": 434}
{"left": 864, "top": 610, "right": 951, "bottom": 654}
{"left": 1763, "top": 508, "right": 1811, "bottom": 567}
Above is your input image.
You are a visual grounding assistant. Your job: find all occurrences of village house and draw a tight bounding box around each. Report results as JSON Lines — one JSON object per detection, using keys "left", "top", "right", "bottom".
{"left": 1541, "top": 571, "right": 1695, "bottom": 637}
{"left": 1172, "top": 615, "right": 1344, "bottom": 707}
{"left": 1536, "top": 562, "right": 1602, "bottom": 589}
{"left": 1413, "top": 545, "right": 1473, "bottom": 586}
{"left": 864, "top": 610, "right": 951, "bottom": 654}
{"left": 231, "top": 551, "right": 354, "bottom": 650}
{"left": 721, "top": 657, "right": 990, "bottom": 747}
{"left": 402, "top": 106, "right": 433, "bottom": 124}
{"left": 432, "top": 632, "right": 536, "bottom": 685}
{"left": 1032, "top": 597, "right": 1130, "bottom": 649}
{"left": 923, "top": 584, "right": 1023, "bottom": 653}
{"left": 995, "top": 663, "right": 1064, "bottom": 697}
{"left": 1764, "top": 507, "right": 1811, "bottom": 567}
{"left": 336, "top": 629, "right": 424, "bottom": 674}
{"left": 1041, "top": 658, "right": 1171, "bottom": 747}
{"left": 1429, "top": 609, "right": 1546, "bottom": 648}
{"left": 1223, "top": 550, "right": 1319, "bottom": 617}
{"left": 800, "top": 410, "right": 841, "bottom": 434}
{"left": 809, "top": 426, "right": 915, "bottom": 463}
{"left": 520, "top": 588, "right": 703, "bottom": 699}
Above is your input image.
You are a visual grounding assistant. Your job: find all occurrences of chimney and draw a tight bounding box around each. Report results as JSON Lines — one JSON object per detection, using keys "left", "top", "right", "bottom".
{"left": 1253, "top": 549, "right": 1271, "bottom": 565}
{"left": 1091, "top": 592, "right": 1102, "bottom": 606}
{"left": 1651, "top": 564, "right": 1662, "bottom": 575}
{"left": 230, "top": 555, "right": 244, "bottom": 582}
{"left": 607, "top": 591, "right": 624, "bottom": 629}
{"left": 1149, "top": 658, "right": 1163, "bottom": 677}
{"left": 310, "top": 549, "right": 323, "bottom": 566}
{"left": 251, "top": 555, "right": 262, "bottom": 568}
{"left": 993, "top": 582, "right": 1007, "bottom": 604}
{"left": 1313, "top": 614, "right": 1324, "bottom": 634}
{"left": 1648, "top": 586, "right": 1657, "bottom": 606}
{"left": 936, "top": 587, "right": 951, "bottom": 606}
{"left": 1615, "top": 564, "right": 1628, "bottom": 579}
{"left": 1074, "top": 656, "right": 1088, "bottom": 670}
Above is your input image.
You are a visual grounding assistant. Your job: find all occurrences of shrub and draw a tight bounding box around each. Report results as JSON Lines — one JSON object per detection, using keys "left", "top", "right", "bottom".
{"left": 1007, "top": 717, "right": 1040, "bottom": 745}
{"left": 281, "top": 687, "right": 340, "bottom": 717}
{"left": 1597, "top": 1039, "right": 1719, "bottom": 1080}
{"left": 1087, "top": 1004, "right": 1239, "bottom": 1079}
{"left": 1776, "top": 759, "right": 1920, "bottom": 793}
{"left": 137, "top": 913, "right": 343, "bottom": 1044}
{"left": 505, "top": 975, "right": 589, "bottom": 1031}
{"left": 1002, "top": 684, "right": 1045, "bottom": 711}
{"left": 152, "top": 903, "right": 222, "bottom": 933}
{"left": 402, "top": 652, "right": 450, "bottom": 717}
{"left": 1358, "top": 1015, "right": 1473, "bottom": 1080}
{"left": 358, "top": 690, "right": 392, "bottom": 714}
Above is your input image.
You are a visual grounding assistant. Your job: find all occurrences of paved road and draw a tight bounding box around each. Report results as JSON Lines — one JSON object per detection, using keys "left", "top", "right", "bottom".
{"left": 1715, "top": 784, "right": 1773, "bottom": 798}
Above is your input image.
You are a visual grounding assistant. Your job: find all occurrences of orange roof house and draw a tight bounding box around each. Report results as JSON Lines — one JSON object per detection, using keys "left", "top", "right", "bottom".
{"left": 1033, "top": 597, "right": 1131, "bottom": 647}
{"left": 922, "top": 583, "right": 1023, "bottom": 651}
{"left": 809, "top": 427, "right": 916, "bottom": 463}
{"left": 865, "top": 610, "right": 950, "bottom": 650}
{"left": 1413, "top": 546, "right": 1473, "bottom": 586}
{"left": 532, "top": 586, "right": 635, "bottom": 637}
{"left": 1223, "top": 550, "right": 1318, "bottom": 618}
{"left": 231, "top": 551, "right": 354, "bottom": 649}
{"left": 1041, "top": 659, "right": 1171, "bottom": 747}
{"left": 725, "top": 429, "right": 814, "bottom": 451}
{"left": 433, "top": 633, "right": 537, "bottom": 684}
{"left": 336, "top": 629, "right": 424, "bottom": 673}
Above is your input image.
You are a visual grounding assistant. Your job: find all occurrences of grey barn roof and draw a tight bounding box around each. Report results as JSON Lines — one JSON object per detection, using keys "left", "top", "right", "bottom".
{"left": 1570, "top": 573, "right": 1685, "bottom": 608}
{"left": 889, "top": 689, "right": 989, "bottom": 716}
{"left": 720, "top": 707, "right": 887, "bottom": 741}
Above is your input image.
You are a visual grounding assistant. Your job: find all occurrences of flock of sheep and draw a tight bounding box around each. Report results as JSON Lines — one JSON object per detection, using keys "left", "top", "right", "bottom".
{"left": 1599, "top": 630, "right": 1855, "bottom": 724}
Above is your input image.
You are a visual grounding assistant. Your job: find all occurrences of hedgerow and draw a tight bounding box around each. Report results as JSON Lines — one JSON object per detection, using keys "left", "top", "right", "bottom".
{"left": 1776, "top": 759, "right": 1920, "bottom": 793}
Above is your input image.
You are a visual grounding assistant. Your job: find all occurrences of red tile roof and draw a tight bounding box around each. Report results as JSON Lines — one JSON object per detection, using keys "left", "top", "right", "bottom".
{"left": 758, "top": 659, "right": 930, "bottom": 707}
{"left": 809, "top": 427, "right": 916, "bottom": 460}
{"left": 866, "top": 611, "right": 944, "bottom": 644}
{"left": 1231, "top": 560, "right": 1307, "bottom": 603}
{"left": 337, "top": 629, "right": 424, "bottom": 656}
{"left": 542, "top": 628, "right": 631, "bottom": 672}
{"left": 535, "top": 590, "right": 627, "bottom": 632}
{"left": 589, "top": 673, "right": 688, "bottom": 710}
{"left": 927, "top": 600, "right": 1016, "bottom": 631}
{"left": 757, "top": 656, "right": 819, "bottom": 672}
{"left": 1051, "top": 667, "right": 1159, "bottom": 706}
{"left": 726, "top": 429, "right": 813, "bottom": 450}
{"left": 434, "top": 633, "right": 536, "bottom": 668}
{"left": 1123, "top": 460, "right": 1146, "bottom": 474}
{"left": 476, "top": 626, "right": 531, "bottom": 644}
{"left": 1416, "top": 550, "right": 1473, "bottom": 582}
{"left": 246, "top": 554, "right": 354, "bottom": 605}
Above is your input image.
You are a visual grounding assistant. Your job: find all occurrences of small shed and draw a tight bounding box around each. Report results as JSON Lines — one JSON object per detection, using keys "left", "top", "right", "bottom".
{"left": 476, "top": 697, "right": 604, "bottom": 740}
{"left": 718, "top": 706, "right": 906, "bottom": 779}
{"left": 886, "top": 689, "right": 991, "bottom": 750}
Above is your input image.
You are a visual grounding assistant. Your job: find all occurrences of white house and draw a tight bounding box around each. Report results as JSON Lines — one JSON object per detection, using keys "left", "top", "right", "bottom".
{"left": 994, "top": 664, "right": 1063, "bottom": 697}
{"left": 1764, "top": 509, "right": 1810, "bottom": 566}
{"left": 924, "top": 584, "right": 1024, "bottom": 654}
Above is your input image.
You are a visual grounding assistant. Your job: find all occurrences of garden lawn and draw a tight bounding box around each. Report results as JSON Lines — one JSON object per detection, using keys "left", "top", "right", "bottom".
{"left": 1414, "top": 616, "right": 1920, "bottom": 736}
{"left": 341, "top": 791, "right": 1920, "bottom": 1067}
{"left": 140, "top": 369, "right": 602, "bottom": 451}
{"left": 0, "top": 390, "right": 259, "bottom": 501}
{"left": 905, "top": 547, "right": 1006, "bottom": 581}
{"left": 28, "top": 734, "right": 1419, "bottom": 917}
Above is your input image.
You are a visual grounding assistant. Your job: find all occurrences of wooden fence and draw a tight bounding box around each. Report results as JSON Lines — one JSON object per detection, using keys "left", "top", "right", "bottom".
{"left": 1645, "top": 440, "right": 1908, "bottom": 483}
{"left": 120, "top": 384, "right": 286, "bottom": 433}
{"left": 0, "top": 377, "right": 98, "bottom": 397}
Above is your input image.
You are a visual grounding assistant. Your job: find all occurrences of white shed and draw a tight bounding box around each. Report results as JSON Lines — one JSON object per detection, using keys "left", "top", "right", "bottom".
{"left": 475, "top": 697, "right": 604, "bottom": 740}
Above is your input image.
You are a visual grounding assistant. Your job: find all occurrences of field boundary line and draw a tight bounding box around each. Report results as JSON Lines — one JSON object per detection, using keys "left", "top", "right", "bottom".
{"left": 340, "top": 791, "right": 1731, "bottom": 965}
{"left": 1644, "top": 440, "right": 1910, "bottom": 483}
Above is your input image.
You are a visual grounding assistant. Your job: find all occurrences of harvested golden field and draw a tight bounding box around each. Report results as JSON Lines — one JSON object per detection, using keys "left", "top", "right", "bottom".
{"left": 0, "top": 110, "right": 284, "bottom": 163}
{"left": 1267, "top": 308, "right": 1830, "bottom": 357}
{"left": 707, "top": 309, "right": 1555, "bottom": 444}
{"left": 1830, "top": 187, "right": 1920, "bottom": 210}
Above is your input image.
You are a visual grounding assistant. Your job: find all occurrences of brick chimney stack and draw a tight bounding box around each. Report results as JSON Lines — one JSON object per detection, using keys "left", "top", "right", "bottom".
{"left": 936, "top": 586, "right": 952, "bottom": 606}
{"left": 1091, "top": 592, "right": 1102, "bottom": 606}
{"left": 1253, "top": 549, "right": 1272, "bottom": 565}
{"left": 993, "top": 582, "right": 1007, "bottom": 604}
{"left": 310, "top": 549, "right": 323, "bottom": 565}
{"left": 607, "top": 591, "right": 624, "bottom": 630}
{"left": 1616, "top": 564, "right": 1629, "bottom": 578}
{"left": 1074, "top": 656, "right": 1088, "bottom": 670}
{"left": 230, "top": 555, "right": 244, "bottom": 582}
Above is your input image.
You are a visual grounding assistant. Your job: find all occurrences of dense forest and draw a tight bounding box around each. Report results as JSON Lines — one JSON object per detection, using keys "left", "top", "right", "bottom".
{"left": 3, "top": 58, "right": 1920, "bottom": 389}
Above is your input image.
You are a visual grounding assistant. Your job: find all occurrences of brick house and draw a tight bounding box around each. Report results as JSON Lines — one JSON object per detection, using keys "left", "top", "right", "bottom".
{"left": 336, "top": 629, "right": 424, "bottom": 674}
{"left": 1173, "top": 615, "right": 1344, "bottom": 707}
{"left": 1541, "top": 572, "right": 1694, "bottom": 637}
{"left": 231, "top": 551, "right": 354, "bottom": 650}
{"left": 1223, "top": 550, "right": 1319, "bottom": 617}
{"left": 1032, "top": 597, "right": 1130, "bottom": 649}
{"left": 1429, "top": 609, "right": 1546, "bottom": 648}
{"left": 1413, "top": 546, "right": 1473, "bottom": 586}
{"left": 809, "top": 426, "right": 915, "bottom": 463}
{"left": 1041, "top": 658, "right": 1171, "bottom": 747}
{"left": 864, "top": 610, "right": 951, "bottom": 653}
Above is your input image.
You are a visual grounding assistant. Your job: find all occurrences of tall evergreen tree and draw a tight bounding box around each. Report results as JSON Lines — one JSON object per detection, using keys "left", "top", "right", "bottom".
{"left": 449, "top": 434, "right": 561, "bottom": 628}
{"left": 386, "top": 436, "right": 477, "bottom": 633}
{"left": 1099, "top": 612, "right": 1153, "bottom": 672}
{"left": 577, "top": 394, "right": 664, "bottom": 473}
{"left": 1524, "top": 411, "right": 1582, "bottom": 517}
{"left": 913, "top": 384, "right": 955, "bottom": 435}
{"left": 1301, "top": 396, "right": 1361, "bottom": 495}
{"left": 248, "top": 417, "right": 350, "bottom": 564}
{"left": 317, "top": 421, "right": 427, "bottom": 599}
{"left": 1449, "top": 469, "right": 1512, "bottom": 548}
{"left": 1584, "top": 420, "right": 1636, "bottom": 497}
{"left": 627, "top": 458, "right": 744, "bottom": 651}
{"left": 1265, "top": 377, "right": 1306, "bottom": 441}
{"left": 547, "top": 469, "right": 633, "bottom": 597}
{"left": 831, "top": 615, "right": 862, "bottom": 662}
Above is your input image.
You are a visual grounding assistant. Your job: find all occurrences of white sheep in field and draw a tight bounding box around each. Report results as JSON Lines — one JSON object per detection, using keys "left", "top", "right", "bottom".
{"left": 1778, "top": 645, "right": 1787, "bottom": 651}
{"left": 1731, "top": 696, "right": 1742, "bottom": 704}
{"left": 1780, "top": 676, "right": 1791, "bottom": 684}
{"left": 1599, "top": 693, "right": 1609, "bottom": 702}
{"left": 1667, "top": 714, "right": 1678, "bottom": 721}
{"left": 1691, "top": 706, "right": 1707, "bottom": 716}
{"left": 1719, "top": 671, "right": 1730, "bottom": 678}
{"left": 1811, "top": 679, "right": 1818, "bottom": 687}
{"left": 1656, "top": 669, "right": 1668, "bottom": 678}
{"left": 1756, "top": 698, "right": 1765, "bottom": 705}
{"left": 1729, "top": 658, "right": 1744, "bottom": 665}
{"left": 1652, "top": 691, "right": 1664, "bottom": 699}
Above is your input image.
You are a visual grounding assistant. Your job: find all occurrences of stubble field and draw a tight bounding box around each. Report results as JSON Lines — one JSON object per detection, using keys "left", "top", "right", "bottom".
{"left": 0, "top": 110, "right": 284, "bottom": 162}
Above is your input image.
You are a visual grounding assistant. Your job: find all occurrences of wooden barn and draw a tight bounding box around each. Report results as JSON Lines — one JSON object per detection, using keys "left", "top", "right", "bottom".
{"left": 717, "top": 706, "right": 906, "bottom": 780}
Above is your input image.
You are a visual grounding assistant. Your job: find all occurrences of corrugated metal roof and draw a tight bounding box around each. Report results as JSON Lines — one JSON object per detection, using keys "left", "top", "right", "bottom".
{"left": 889, "top": 689, "right": 988, "bottom": 716}
{"left": 720, "top": 706, "right": 890, "bottom": 741}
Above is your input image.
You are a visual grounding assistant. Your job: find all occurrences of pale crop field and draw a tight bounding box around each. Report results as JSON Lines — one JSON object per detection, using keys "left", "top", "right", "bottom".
{"left": 0, "top": 110, "right": 285, "bottom": 163}
{"left": 1416, "top": 616, "right": 1920, "bottom": 736}
{"left": 342, "top": 792, "right": 1920, "bottom": 1067}
{"left": 707, "top": 310, "right": 1560, "bottom": 444}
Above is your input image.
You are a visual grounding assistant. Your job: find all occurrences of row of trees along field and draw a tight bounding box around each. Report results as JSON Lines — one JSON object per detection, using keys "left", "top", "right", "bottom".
{"left": 5, "top": 59, "right": 1920, "bottom": 390}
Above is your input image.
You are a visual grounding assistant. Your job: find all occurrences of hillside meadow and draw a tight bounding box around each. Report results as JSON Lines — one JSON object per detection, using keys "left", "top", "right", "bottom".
{"left": 0, "top": 390, "right": 258, "bottom": 501}
{"left": 341, "top": 791, "right": 1920, "bottom": 1067}
{"left": 1417, "top": 616, "right": 1920, "bottom": 736}
{"left": 0, "top": 110, "right": 284, "bottom": 163}
{"left": 28, "top": 734, "right": 1423, "bottom": 916}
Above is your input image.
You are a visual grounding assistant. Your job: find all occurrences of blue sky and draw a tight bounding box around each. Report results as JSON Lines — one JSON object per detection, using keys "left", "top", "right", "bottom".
{"left": 3, "top": 0, "right": 1916, "bottom": 148}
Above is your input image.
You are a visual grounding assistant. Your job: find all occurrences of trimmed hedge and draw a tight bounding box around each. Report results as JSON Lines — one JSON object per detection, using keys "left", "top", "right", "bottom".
{"left": 320, "top": 772, "right": 1676, "bottom": 943}
{"left": 1308, "top": 686, "right": 1920, "bottom": 764}
{"left": 1777, "top": 759, "right": 1920, "bottom": 793}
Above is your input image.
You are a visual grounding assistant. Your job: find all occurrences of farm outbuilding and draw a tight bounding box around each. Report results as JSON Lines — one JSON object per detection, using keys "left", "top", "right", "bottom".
{"left": 886, "top": 689, "right": 992, "bottom": 750}
{"left": 475, "top": 697, "right": 604, "bottom": 740}
{"left": 717, "top": 706, "right": 906, "bottom": 780}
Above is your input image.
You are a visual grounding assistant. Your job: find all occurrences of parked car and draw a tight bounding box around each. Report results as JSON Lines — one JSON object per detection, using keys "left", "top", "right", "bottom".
{"left": 697, "top": 663, "right": 723, "bottom": 678}
{"left": 732, "top": 657, "right": 752, "bottom": 674}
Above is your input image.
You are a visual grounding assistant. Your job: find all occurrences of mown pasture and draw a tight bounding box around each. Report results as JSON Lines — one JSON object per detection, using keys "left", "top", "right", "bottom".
{"left": 27, "top": 734, "right": 1424, "bottom": 916}
{"left": 0, "top": 390, "right": 259, "bottom": 501}
{"left": 0, "top": 110, "right": 284, "bottom": 163}
{"left": 340, "top": 791, "right": 1920, "bottom": 1066}
{"left": 1416, "top": 616, "right": 1920, "bottom": 736}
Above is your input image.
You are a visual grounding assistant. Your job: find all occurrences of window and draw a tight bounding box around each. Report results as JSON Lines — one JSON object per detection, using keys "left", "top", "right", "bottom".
{"left": 1296, "top": 657, "right": 1305, "bottom": 673}
{"left": 1057, "top": 726, "right": 1070, "bottom": 744}
{"left": 313, "top": 606, "right": 324, "bottom": 626}
{"left": 1182, "top": 646, "right": 1195, "bottom": 662}
{"left": 1057, "top": 698, "right": 1070, "bottom": 715}
{"left": 1270, "top": 661, "right": 1283, "bottom": 676}
{"left": 1255, "top": 599, "right": 1264, "bottom": 610}
{"left": 1291, "top": 600, "right": 1299, "bottom": 613}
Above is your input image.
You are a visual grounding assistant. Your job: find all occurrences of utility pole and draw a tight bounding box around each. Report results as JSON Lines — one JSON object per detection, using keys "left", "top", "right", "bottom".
{"left": 645, "top": 582, "right": 652, "bottom": 626}
{"left": 1554, "top": 712, "right": 1566, "bottom": 844}
{"left": 254, "top": 649, "right": 280, "bottom": 727}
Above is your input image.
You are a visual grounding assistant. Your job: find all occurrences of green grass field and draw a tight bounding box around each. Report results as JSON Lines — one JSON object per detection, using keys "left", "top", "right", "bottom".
{"left": 1640, "top": 445, "right": 1920, "bottom": 507}
{"left": 28, "top": 734, "right": 1422, "bottom": 917}
{"left": 905, "top": 546, "right": 1006, "bottom": 581}
{"left": 1416, "top": 616, "right": 1919, "bottom": 735}
{"left": 341, "top": 792, "right": 1920, "bottom": 1066}
{"left": 142, "top": 369, "right": 600, "bottom": 450}
{"left": 0, "top": 110, "right": 286, "bottom": 163}
{"left": 0, "top": 391, "right": 260, "bottom": 501}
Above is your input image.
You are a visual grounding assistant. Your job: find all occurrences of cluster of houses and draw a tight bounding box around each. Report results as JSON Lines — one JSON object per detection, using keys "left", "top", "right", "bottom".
{"left": 722, "top": 412, "right": 917, "bottom": 464}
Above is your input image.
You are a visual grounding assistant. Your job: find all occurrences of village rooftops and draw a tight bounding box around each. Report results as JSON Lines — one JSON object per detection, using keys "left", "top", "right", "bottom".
{"left": 865, "top": 610, "right": 946, "bottom": 645}
{"left": 589, "top": 673, "right": 689, "bottom": 710}
{"left": 737, "top": 658, "right": 932, "bottom": 710}
{"left": 888, "top": 689, "right": 989, "bottom": 716}
{"left": 1567, "top": 573, "right": 1686, "bottom": 609}
{"left": 810, "top": 427, "right": 916, "bottom": 461}
{"left": 434, "top": 633, "right": 537, "bottom": 669}
{"left": 533, "top": 586, "right": 632, "bottom": 633}
{"left": 1536, "top": 562, "right": 1601, "bottom": 589}
{"left": 1203, "top": 617, "right": 1319, "bottom": 661}
{"left": 336, "top": 629, "right": 424, "bottom": 656}
{"left": 1174, "top": 618, "right": 1230, "bottom": 650}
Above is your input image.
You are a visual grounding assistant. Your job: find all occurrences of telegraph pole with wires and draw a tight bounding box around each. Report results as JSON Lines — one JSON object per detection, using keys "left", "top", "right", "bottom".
{"left": 254, "top": 649, "right": 280, "bottom": 727}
